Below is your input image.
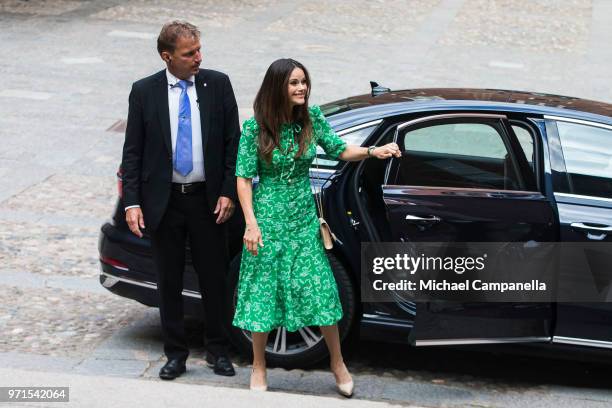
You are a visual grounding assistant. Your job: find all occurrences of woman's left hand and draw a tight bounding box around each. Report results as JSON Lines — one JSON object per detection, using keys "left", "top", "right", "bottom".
{"left": 371, "top": 143, "right": 401, "bottom": 159}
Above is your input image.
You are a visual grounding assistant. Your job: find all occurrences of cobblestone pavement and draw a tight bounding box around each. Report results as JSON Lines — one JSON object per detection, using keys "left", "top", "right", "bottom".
{"left": 0, "top": 285, "right": 147, "bottom": 357}
{"left": 1, "top": 1, "right": 612, "bottom": 407}
{"left": 438, "top": 0, "right": 593, "bottom": 52}
{"left": 2, "top": 174, "right": 116, "bottom": 219}
{"left": 0, "top": 221, "right": 101, "bottom": 277}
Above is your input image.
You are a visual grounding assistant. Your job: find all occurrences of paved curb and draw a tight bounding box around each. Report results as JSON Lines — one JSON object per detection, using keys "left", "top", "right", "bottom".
{"left": 0, "top": 368, "right": 410, "bottom": 408}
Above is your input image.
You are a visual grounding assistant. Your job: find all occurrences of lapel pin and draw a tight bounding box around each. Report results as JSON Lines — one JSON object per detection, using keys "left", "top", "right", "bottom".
{"left": 203, "top": 82, "right": 207, "bottom": 87}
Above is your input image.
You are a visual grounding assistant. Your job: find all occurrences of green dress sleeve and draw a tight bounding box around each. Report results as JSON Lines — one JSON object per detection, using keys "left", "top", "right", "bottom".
{"left": 235, "top": 118, "right": 259, "bottom": 178}
{"left": 310, "top": 105, "right": 346, "bottom": 159}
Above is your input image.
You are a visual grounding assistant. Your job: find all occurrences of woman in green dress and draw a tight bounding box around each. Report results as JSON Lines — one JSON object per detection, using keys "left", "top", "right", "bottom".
{"left": 233, "top": 58, "right": 401, "bottom": 396}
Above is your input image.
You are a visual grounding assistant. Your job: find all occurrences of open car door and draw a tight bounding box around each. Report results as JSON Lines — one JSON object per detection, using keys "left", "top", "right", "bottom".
{"left": 382, "top": 113, "right": 556, "bottom": 345}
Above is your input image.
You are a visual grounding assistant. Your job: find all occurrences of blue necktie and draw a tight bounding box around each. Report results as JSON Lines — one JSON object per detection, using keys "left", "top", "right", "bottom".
{"left": 174, "top": 80, "right": 193, "bottom": 177}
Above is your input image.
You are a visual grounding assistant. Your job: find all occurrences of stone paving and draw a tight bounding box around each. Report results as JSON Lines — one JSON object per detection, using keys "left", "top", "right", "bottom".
{"left": 439, "top": 0, "right": 592, "bottom": 52}
{"left": 265, "top": 0, "right": 438, "bottom": 39}
{"left": 92, "top": 0, "right": 274, "bottom": 27}
{"left": 0, "top": 0, "right": 83, "bottom": 16}
{"left": 0, "top": 285, "right": 147, "bottom": 357}
{"left": 2, "top": 174, "right": 116, "bottom": 219}
{"left": 0, "top": 221, "right": 100, "bottom": 277}
{"left": 1, "top": 1, "right": 612, "bottom": 407}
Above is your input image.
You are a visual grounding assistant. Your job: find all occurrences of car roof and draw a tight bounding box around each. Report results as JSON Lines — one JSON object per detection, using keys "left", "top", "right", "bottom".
{"left": 322, "top": 88, "right": 612, "bottom": 130}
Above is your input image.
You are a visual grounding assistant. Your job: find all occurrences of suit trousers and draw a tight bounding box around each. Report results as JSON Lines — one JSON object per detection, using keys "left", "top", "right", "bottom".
{"left": 151, "top": 185, "right": 229, "bottom": 361}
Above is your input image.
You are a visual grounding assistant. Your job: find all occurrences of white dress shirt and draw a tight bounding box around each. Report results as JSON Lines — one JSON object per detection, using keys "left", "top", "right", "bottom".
{"left": 125, "top": 69, "right": 205, "bottom": 212}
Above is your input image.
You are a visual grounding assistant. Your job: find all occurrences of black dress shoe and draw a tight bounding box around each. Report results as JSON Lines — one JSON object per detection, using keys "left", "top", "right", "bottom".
{"left": 206, "top": 354, "right": 235, "bottom": 376}
{"left": 159, "top": 358, "right": 186, "bottom": 380}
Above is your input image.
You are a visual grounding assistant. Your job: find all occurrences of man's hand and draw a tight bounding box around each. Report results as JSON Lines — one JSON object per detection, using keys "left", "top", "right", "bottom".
{"left": 126, "top": 207, "right": 145, "bottom": 238}
{"left": 214, "top": 196, "right": 235, "bottom": 224}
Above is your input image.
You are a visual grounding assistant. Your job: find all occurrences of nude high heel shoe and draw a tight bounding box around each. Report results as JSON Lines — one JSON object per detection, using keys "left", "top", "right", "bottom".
{"left": 249, "top": 368, "right": 267, "bottom": 392}
{"left": 333, "top": 363, "right": 354, "bottom": 397}
{"left": 336, "top": 379, "right": 354, "bottom": 397}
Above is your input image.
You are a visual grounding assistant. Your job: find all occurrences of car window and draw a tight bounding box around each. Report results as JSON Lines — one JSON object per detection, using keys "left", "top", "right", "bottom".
{"left": 394, "top": 122, "right": 523, "bottom": 190}
{"left": 556, "top": 121, "right": 612, "bottom": 199}
{"left": 312, "top": 124, "right": 377, "bottom": 170}
{"left": 512, "top": 125, "right": 534, "bottom": 168}
{"left": 405, "top": 123, "right": 508, "bottom": 158}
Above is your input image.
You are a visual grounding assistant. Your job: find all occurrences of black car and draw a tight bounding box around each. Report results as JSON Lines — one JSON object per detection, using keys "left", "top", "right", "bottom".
{"left": 99, "top": 85, "right": 612, "bottom": 368}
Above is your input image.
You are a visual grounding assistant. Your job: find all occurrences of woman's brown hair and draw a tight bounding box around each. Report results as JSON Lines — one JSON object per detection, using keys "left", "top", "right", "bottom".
{"left": 253, "top": 58, "right": 313, "bottom": 163}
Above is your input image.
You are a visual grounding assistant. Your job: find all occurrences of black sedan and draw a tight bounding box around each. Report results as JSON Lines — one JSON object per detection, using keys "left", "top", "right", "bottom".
{"left": 99, "top": 85, "right": 612, "bottom": 368}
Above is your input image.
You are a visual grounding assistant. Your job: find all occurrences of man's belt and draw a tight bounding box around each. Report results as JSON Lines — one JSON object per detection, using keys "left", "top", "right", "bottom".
{"left": 171, "top": 182, "right": 205, "bottom": 194}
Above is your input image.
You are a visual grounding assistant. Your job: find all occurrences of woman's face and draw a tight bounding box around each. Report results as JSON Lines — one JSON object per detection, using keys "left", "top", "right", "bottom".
{"left": 287, "top": 67, "right": 308, "bottom": 108}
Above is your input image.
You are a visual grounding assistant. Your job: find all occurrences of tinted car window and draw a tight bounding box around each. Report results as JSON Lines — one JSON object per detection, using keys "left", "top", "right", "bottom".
{"left": 556, "top": 121, "right": 612, "bottom": 199}
{"left": 405, "top": 123, "right": 508, "bottom": 158}
{"left": 395, "top": 122, "right": 522, "bottom": 190}
{"left": 512, "top": 125, "right": 534, "bottom": 168}
{"left": 312, "top": 125, "right": 377, "bottom": 170}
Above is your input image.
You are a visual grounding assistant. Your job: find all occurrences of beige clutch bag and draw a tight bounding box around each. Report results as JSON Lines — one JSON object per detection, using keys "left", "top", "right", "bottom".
{"left": 309, "top": 129, "right": 338, "bottom": 250}
{"left": 314, "top": 176, "right": 337, "bottom": 250}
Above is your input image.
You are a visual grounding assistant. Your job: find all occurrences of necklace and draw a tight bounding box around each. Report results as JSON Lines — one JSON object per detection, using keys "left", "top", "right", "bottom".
{"left": 278, "top": 124, "right": 300, "bottom": 182}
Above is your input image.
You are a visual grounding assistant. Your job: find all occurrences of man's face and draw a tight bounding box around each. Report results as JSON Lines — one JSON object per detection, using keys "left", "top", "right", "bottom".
{"left": 163, "top": 35, "right": 202, "bottom": 79}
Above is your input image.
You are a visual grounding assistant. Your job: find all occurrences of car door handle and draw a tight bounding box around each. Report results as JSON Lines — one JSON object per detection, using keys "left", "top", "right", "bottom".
{"left": 571, "top": 222, "right": 612, "bottom": 241}
{"left": 405, "top": 214, "right": 441, "bottom": 222}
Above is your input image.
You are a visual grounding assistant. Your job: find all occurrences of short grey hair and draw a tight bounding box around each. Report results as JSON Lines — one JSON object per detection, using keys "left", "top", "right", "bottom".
{"left": 157, "top": 20, "right": 200, "bottom": 54}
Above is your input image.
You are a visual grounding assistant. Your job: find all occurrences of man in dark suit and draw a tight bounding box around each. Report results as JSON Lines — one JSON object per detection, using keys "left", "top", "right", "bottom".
{"left": 121, "top": 21, "right": 239, "bottom": 379}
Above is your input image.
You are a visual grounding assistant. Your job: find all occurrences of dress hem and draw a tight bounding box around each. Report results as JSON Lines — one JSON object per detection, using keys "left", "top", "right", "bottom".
{"left": 232, "top": 315, "right": 342, "bottom": 333}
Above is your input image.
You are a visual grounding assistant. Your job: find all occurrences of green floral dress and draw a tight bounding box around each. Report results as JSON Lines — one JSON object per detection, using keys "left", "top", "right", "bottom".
{"left": 232, "top": 105, "right": 347, "bottom": 333}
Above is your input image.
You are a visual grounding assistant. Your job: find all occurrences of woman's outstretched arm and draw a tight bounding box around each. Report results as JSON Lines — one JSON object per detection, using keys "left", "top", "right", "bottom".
{"left": 338, "top": 143, "right": 401, "bottom": 162}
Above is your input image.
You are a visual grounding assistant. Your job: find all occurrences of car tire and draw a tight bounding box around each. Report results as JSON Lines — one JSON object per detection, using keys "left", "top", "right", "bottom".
{"left": 226, "top": 251, "right": 356, "bottom": 369}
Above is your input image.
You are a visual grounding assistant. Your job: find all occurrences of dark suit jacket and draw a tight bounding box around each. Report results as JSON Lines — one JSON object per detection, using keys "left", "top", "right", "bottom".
{"left": 121, "top": 69, "right": 240, "bottom": 231}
